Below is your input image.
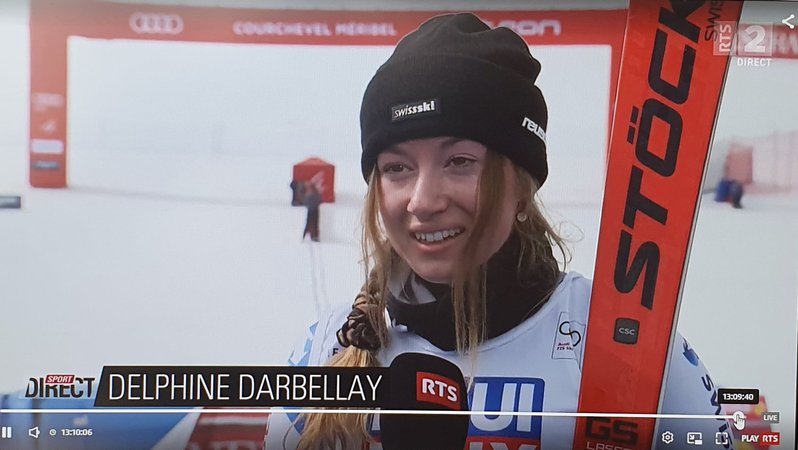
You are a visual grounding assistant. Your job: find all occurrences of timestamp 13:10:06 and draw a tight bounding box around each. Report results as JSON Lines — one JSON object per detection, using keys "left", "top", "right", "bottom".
{"left": 58, "top": 428, "right": 93, "bottom": 437}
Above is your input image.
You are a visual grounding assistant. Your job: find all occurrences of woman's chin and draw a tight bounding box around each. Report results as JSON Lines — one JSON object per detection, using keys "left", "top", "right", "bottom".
{"left": 410, "top": 264, "right": 454, "bottom": 285}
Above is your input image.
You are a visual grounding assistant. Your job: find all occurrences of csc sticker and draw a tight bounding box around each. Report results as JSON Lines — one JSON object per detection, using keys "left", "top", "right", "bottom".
{"left": 613, "top": 318, "right": 640, "bottom": 344}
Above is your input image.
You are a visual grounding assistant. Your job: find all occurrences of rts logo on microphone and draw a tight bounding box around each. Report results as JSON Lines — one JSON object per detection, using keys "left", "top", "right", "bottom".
{"left": 416, "top": 372, "right": 460, "bottom": 410}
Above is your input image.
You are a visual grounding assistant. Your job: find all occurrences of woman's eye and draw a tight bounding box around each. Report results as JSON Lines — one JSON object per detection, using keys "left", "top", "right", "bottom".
{"left": 381, "top": 163, "right": 407, "bottom": 173}
{"left": 448, "top": 156, "right": 476, "bottom": 168}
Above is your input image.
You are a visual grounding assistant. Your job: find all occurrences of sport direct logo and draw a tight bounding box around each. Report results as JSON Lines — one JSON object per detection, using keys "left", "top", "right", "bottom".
{"left": 25, "top": 375, "right": 96, "bottom": 399}
{"left": 416, "top": 372, "right": 459, "bottom": 410}
{"left": 390, "top": 99, "right": 439, "bottom": 122}
{"left": 521, "top": 117, "right": 546, "bottom": 144}
{"left": 467, "top": 377, "right": 544, "bottom": 450}
{"left": 129, "top": 13, "right": 184, "bottom": 35}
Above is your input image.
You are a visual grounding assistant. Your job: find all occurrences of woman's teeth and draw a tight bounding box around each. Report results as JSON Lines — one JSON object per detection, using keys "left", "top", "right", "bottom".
{"left": 414, "top": 228, "right": 464, "bottom": 243}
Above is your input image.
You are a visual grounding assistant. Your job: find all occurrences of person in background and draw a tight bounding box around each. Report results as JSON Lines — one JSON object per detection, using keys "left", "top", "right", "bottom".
{"left": 715, "top": 177, "right": 745, "bottom": 209}
{"left": 715, "top": 158, "right": 745, "bottom": 209}
{"left": 302, "top": 183, "right": 321, "bottom": 242}
{"left": 290, "top": 179, "right": 306, "bottom": 206}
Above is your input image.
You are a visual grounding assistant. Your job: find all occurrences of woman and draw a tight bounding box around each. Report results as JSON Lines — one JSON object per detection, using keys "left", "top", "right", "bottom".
{"left": 267, "top": 13, "right": 731, "bottom": 450}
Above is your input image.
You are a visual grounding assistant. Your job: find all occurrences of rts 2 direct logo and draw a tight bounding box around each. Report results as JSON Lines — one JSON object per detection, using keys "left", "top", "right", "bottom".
{"left": 25, "top": 374, "right": 96, "bottom": 399}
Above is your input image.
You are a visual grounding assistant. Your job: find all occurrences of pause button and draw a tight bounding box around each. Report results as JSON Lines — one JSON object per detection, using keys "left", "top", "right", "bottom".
{"left": 0, "top": 426, "right": 11, "bottom": 438}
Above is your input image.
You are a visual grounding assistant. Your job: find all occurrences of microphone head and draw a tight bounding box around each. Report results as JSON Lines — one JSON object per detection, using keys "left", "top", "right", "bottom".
{"left": 380, "top": 352, "right": 469, "bottom": 450}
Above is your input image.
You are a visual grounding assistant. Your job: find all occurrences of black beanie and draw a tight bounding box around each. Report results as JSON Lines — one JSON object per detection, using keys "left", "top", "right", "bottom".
{"left": 360, "top": 13, "right": 548, "bottom": 186}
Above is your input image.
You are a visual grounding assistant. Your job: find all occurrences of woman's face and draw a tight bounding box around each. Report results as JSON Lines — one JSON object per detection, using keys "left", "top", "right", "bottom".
{"left": 377, "top": 137, "right": 519, "bottom": 284}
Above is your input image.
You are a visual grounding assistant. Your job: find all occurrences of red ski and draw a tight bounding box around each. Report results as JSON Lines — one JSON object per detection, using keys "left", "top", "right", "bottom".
{"left": 574, "top": 1, "right": 742, "bottom": 449}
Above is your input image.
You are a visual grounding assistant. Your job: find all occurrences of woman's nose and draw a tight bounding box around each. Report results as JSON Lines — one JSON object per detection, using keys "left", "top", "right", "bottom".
{"left": 407, "top": 171, "right": 447, "bottom": 220}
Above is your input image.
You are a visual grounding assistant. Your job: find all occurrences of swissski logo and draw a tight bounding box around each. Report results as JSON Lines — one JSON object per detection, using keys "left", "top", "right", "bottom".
{"left": 467, "top": 377, "right": 545, "bottom": 450}
{"left": 390, "top": 99, "right": 439, "bottom": 122}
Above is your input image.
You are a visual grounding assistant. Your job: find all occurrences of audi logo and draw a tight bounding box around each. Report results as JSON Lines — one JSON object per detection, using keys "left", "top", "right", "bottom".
{"left": 129, "top": 13, "right": 184, "bottom": 35}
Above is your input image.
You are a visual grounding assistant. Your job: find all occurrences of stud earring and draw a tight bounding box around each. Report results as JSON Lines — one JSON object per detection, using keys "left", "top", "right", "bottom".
{"left": 516, "top": 211, "right": 528, "bottom": 222}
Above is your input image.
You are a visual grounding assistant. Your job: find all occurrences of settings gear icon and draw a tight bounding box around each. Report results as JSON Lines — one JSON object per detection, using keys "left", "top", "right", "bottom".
{"left": 661, "top": 431, "right": 675, "bottom": 444}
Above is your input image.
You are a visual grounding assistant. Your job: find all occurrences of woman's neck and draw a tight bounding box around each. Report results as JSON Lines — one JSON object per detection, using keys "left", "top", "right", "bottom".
{"left": 386, "top": 235, "right": 560, "bottom": 351}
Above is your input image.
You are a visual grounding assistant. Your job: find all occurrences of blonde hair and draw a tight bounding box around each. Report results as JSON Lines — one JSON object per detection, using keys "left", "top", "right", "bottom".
{"left": 295, "top": 152, "right": 567, "bottom": 449}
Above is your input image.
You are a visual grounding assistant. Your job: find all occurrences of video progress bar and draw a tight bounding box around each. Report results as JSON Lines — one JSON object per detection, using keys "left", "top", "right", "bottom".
{"left": 0, "top": 409, "right": 742, "bottom": 420}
